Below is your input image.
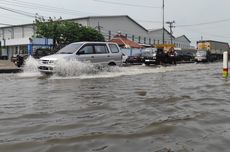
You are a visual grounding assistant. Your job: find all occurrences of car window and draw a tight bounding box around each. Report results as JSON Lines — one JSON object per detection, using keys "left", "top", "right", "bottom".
{"left": 78, "top": 45, "right": 94, "bottom": 54}
{"left": 57, "top": 43, "right": 83, "bottom": 54}
{"left": 142, "top": 52, "right": 151, "bottom": 57}
{"left": 94, "top": 44, "right": 109, "bottom": 54}
{"left": 109, "top": 44, "right": 119, "bottom": 53}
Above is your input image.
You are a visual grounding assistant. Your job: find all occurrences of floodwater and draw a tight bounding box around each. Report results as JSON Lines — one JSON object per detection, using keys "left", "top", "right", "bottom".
{"left": 0, "top": 58, "right": 230, "bottom": 152}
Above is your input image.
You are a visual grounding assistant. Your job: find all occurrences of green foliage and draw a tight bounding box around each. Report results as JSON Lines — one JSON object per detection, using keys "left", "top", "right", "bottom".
{"left": 34, "top": 17, "right": 105, "bottom": 47}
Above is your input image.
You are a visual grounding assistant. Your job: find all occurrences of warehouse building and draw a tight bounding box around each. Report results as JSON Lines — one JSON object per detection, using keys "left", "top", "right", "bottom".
{"left": 175, "top": 35, "right": 191, "bottom": 49}
{"left": 0, "top": 15, "right": 191, "bottom": 59}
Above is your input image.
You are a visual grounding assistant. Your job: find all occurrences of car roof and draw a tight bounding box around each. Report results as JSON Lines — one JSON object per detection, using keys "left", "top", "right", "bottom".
{"left": 71, "top": 42, "right": 117, "bottom": 45}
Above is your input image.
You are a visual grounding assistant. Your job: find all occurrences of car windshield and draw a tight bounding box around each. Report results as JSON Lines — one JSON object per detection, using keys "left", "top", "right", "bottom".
{"left": 142, "top": 52, "right": 151, "bottom": 57}
{"left": 57, "top": 43, "right": 83, "bottom": 54}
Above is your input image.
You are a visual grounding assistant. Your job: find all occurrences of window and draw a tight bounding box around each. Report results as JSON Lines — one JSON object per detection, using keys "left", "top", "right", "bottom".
{"left": 78, "top": 45, "right": 94, "bottom": 54}
{"left": 95, "top": 44, "right": 109, "bottom": 54}
{"left": 109, "top": 44, "right": 119, "bottom": 53}
{"left": 58, "top": 43, "right": 83, "bottom": 54}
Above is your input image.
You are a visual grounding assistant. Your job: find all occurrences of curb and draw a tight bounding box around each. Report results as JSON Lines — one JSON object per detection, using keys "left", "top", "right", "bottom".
{"left": 0, "top": 68, "right": 22, "bottom": 73}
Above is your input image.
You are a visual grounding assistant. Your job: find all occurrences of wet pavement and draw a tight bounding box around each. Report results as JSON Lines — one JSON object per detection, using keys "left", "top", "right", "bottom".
{"left": 0, "top": 60, "right": 21, "bottom": 73}
{"left": 0, "top": 61, "right": 230, "bottom": 152}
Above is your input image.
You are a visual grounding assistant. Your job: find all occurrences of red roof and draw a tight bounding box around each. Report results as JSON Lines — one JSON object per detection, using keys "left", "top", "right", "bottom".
{"left": 109, "top": 34, "right": 142, "bottom": 48}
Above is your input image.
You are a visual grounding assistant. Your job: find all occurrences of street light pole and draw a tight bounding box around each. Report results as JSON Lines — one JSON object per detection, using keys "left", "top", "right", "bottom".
{"left": 162, "top": 0, "right": 165, "bottom": 44}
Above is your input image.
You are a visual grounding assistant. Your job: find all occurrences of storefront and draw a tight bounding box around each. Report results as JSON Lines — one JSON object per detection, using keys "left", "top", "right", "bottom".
{"left": 0, "top": 37, "right": 53, "bottom": 60}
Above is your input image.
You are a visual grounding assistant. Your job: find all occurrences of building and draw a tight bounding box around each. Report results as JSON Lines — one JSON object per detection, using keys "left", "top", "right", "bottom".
{"left": 148, "top": 28, "right": 175, "bottom": 45}
{"left": 0, "top": 15, "right": 191, "bottom": 59}
{"left": 175, "top": 35, "right": 191, "bottom": 49}
{"left": 0, "top": 37, "right": 53, "bottom": 60}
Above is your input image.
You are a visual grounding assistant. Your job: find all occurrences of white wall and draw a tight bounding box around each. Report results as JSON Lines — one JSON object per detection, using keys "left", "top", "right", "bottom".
{"left": 175, "top": 36, "right": 190, "bottom": 49}
{"left": 88, "top": 16, "right": 149, "bottom": 43}
{"left": 148, "top": 29, "right": 175, "bottom": 45}
{"left": 0, "top": 16, "right": 190, "bottom": 49}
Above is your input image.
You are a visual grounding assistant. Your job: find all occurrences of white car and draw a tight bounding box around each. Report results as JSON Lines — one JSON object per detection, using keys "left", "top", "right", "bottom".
{"left": 38, "top": 42, "right": 122, "bottom": 74}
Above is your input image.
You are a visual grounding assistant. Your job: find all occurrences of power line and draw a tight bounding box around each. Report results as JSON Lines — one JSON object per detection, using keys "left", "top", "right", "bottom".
{"left": 93, "top": 0, "right": 161, "bottom": 8}
{"left": 177, "top": 18, "right": 230, "bottom": 27}
{"left": 177, "top": 27, "right": 230, "bottom": 40}
{"left": 0, "top": 22, "right": 12, "bottom": 26}
{"left": 0, "top": 5, "right": 35, "bottom": 18}
{"left": 137, "top": 19, "right": 161, "bottom": 24}
{"left": 0, "top": 0, "right": 100, "bottom": 16}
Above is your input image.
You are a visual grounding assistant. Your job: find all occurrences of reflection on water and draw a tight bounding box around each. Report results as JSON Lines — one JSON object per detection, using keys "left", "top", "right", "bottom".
{"left": 1, "top": 62, "right": 230, "bottom": 152}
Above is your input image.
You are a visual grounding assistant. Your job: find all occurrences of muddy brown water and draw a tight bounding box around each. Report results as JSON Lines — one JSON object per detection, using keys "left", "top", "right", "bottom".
{"left": 0, "top": 63, "right": 230, "bottom": 152}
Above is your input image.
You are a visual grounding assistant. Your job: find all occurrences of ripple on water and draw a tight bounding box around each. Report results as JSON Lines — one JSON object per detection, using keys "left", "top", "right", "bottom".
{"left": 1, "top": 62, "right": 230, "bottom": 152}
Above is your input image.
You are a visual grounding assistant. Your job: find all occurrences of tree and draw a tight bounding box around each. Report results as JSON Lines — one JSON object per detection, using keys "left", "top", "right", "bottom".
{"left": 78, "top": 27, "right": 105, "bottom": 42}
{"left": 34, "top": 16, "right": 105, "bottom": 49}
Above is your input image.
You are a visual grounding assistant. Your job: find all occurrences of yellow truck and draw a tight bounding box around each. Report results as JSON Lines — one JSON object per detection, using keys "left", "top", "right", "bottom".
{"left": 196, "top": 40, "right": 229, "bottom": 62}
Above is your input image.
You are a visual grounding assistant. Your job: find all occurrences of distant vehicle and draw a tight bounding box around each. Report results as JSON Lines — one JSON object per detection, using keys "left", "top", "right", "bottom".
{"left": 176, "top": 51, "right": 195, "bottom": 63}
{"left": 197, "top": 40, "right": 229, "bottom": 62}
{"left": 143, "top": 48, "right": 157, "bottom": 65}
{"left": 147, "top": 44, "right": 177, "bottom": 65}
{"left": 125, "top": 52, "right": 143, "bottom": 64}
{"left": 195, "top": 50, "right": 213, "bottom": 62}
{"left": 144, "top": 47, "right": 177, "bottom": 65}
{"left": 126, "top": 51, "right": 154, "bottom": 64}
{"left": 38, "top": 42, "right": 122, "bottom": 74}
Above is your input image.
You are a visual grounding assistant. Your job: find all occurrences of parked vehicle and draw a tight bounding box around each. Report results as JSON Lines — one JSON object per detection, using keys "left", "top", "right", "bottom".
{"left": 125, "top": 53, "right": 142, "bottom": 64}
{"left": 38, "top": 42, "right": 122, "bottom": 74}
{"left": 144, "top": 47, "right": 177, "bottom": 65}
{"left": 197, "top": 40, "right": 229, "bottom": 62}
{"left": 195, "top": 50, "right": 213, "bottom": 62}
{"left": 143, "top": 48, "right": 157, "bottom": 65}
{"left": 176, "top": 51, "right": 195, "bottom": 63}
{"left": 125, "top": 51, "right": 153, "bottom": 64}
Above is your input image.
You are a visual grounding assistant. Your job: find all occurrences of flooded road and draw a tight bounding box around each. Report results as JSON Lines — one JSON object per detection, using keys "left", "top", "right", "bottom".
{"left": 0, "top": 62, "right": 230, "bottom": 152}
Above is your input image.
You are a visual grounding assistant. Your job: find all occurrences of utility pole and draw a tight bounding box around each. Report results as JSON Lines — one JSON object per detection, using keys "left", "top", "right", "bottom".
{"left": 162, "top": 0, "right": 165, "bottom": 44}
{"left": 95, "top": 22, "right": 103, "bottom": 34}
{"left": 201, "top": 36, "right": 203, "bottom": 40}
{"left": 166, "top": 20, "right": 175, "bottom": 44}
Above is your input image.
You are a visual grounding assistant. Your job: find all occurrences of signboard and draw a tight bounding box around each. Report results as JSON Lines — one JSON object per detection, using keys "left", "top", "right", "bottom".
{"left": 197, "top": 42, "right": 210, "bottom": 50}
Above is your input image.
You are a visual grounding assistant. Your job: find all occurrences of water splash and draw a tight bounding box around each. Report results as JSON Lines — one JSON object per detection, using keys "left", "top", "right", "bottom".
{"left": 17, "top": 56, "right": 203, "bottom": 80}
{"left": 50, "top": 59, "right": 175, "bottom": 80}
{"left": 53, "top": 59, "right": 117, "bottom": 77}
{"left": 18, "top": 56, "right": 42, "bottom": 77}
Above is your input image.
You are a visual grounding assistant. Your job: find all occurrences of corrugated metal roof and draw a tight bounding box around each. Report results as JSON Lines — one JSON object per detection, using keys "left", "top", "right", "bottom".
{"left": 109, "top": 34, "right": 142, "bottom": 48}
{"left": 176, "top": 35, "right": 191, "bottom": 43}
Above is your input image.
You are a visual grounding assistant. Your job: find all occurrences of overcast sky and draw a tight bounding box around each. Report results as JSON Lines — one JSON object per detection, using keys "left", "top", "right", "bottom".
{"left": 1, "top": 0, "right": 230, "bottom": 45}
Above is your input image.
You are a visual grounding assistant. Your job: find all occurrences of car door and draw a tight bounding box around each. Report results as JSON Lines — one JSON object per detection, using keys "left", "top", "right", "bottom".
{"left": 108, "top": 44, "right": 122, "bottom": 64}
{"left": 76, "top": 44, "right": 96, "bottom": 63}
{"left": 93, "top": 44, "right": 110, "bottom": 64}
